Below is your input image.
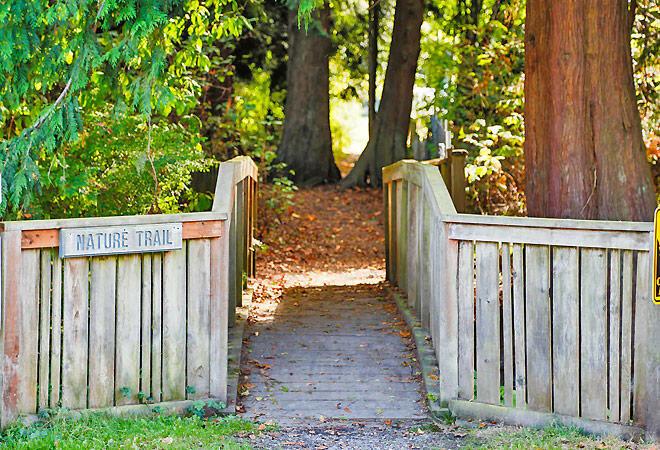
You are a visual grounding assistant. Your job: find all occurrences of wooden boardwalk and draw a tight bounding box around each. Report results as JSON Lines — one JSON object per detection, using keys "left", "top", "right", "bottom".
{"left": 239, "top": 283, "right": 427, "bottom": 421}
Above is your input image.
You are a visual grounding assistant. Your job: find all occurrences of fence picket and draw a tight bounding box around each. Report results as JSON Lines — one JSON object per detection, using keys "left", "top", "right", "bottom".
{"left": 115, "top": 255, "right": 141, "bottom": 406}
{"left": 501, "top": 244, "right": 514, "bottom": 407}
{"left": 151, "top": 254, "right": 163, "bottom": 403}
{"left": 512, "top": 244, "right": 526, "bottom": 408}
{"left": 50, "top": 254, "right": 63, "bottom": 408}
{"left": 38, "top": 251, "right": 52, "bottom": 411}
{"left": 608, "top": 250, "right": 622, "bottom": 422}
{"left": 620, "top": 250, "right": 634, "bottom": 422}
{"left": 551, "top": 247, "right": 579, "bottom": 416}
{"left": 524, "top": 245, "right": 551, "bottom": 412}
{"left": 457, "top": 240, "right": 475, "bottom": 400}
{"left": 475, "top": 242, "right": 500, "bottom": 405}
{"left": 186, "top": 240, "right": 211, "bottom": 399}
{"left": 162, "top": 245, "right": 187, "bottom": 400}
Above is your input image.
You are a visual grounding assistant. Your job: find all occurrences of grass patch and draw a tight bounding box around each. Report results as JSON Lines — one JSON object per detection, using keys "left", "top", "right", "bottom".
{"left": 468, "top": 423, "right": 635, "bottom": 449}
{"left": 0, "top": 412, "right": 260, "bottom": 449}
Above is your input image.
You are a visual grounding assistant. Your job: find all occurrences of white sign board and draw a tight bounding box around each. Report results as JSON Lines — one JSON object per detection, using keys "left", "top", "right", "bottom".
{"left": 60, "top": 223, "right": 182, "bottom": 258}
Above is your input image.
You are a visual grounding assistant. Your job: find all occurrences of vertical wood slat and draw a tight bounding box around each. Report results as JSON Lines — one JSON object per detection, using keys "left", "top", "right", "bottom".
{"left": 151, "top": 254, "right": 163, "bottom": 403}
{"left": 210, "top": 230, "right": 229, "bottom": 401}
{"left": 1, "top": 231, "right": 22, "bottom": 425}
{"left": 633, "top": 251, "right": 653, "bottom": 427}
{"left": 420, "top": 199, "right": 432, "bottom": 329}
{"left": 475, "top": 242, "right": 500, "bottom": 405}
{"left": 235, "top": 180, "right": 245, "bottom": 307}
{"left": 18, "top": 250, "right": 40, "bottom": 415}
{"left": 115, "top": 255, "right": 141, "bottom": 406}
{"left": 580, "top": 248, "right": 608, "bottom": 420}
{"left": 228, "top": 192, "right": 238, "bottom": 327}
{"left": 50, "top": 254, "right": 63, "bottom": 408}
{"left": 512, "top": 244, "right": 526, "bottom": 408}
{"left": 525, "top": 245, "right": 551, "bottom": 412}
{"left": 384, "top": 182, "right": 391, "bottom": 282}
{"left": 619, "top": 250, "right": 634, "bottom": 422}
{"left": 608, "top": 250, "right": 621, "bottom": 422}
{"left": 62, "top": 258, "right": 89, "bottom": 410}
{"left": 162, "top": 245, "right": 187, "bottom": 401}
{"left": 389, "top": 182, "right": 398, "bottom": 283}
{"left": 407, "top": 183, "right": 419, "bottom": 310}
{"left": 141, "top": 256, "right": 152, "bottom": 399}
{"left": 457, "top": 240, "right": 475, "bottom": 400}
{"left": 38, "top": 251, "right": 52, "bottom": 411}
{"left": 186, "top": 240, "right": 211, "bottom": 399}
{"left": 88, "top": 257, "right": 117, "bottom": 408}
{"left": 396, "top": 180, "right": 408, "bottom": 290}
{"left": 501, "top": 244, "right": 514, "bottom": 407}
{"left": 551, "top": 247, "right": 579, "bottom": 416}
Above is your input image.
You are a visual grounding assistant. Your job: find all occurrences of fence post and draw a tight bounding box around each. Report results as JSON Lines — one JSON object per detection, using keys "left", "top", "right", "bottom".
{"left": 450, "top": 149, "right": 467, "bottom": 213}
{"left": 209, "top": 223, "right": 230, "bottom": 402}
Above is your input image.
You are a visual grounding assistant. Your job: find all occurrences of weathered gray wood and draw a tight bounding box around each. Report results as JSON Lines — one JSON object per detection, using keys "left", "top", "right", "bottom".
{"left": 235, "top": 180, "right": 245, "bottom": 307}
{"left": 210, "top": 232, "right": 229, "bottom": 401}
{"left": 388, "top": 182, "right": 398, "bottom": 282}
{"left": 17, "top": 250, "right": 40, "bottom": 415}
{"left": 162, "top": 245, "right": 187, "bottom": 400}
{"left": 580, "top": 248, "right": 608, "bottom": 420}
{"left": 457, "top": 240, "right": 475, "bottom": 400}
{"left": 619, "top": 250, "right": 634, "bottom": 422}
{"left": 88, "top": 257, "right": 117, "bottom": 408}
{"left": 608, "top": 250, "right": 622, "bottom": 422}
{"left": 447, "top": 223, "right": 649, "bottom": 251}
{"left": 1, "top": 231, "right": 22, "bottom": 425}
{"left": 551, "top": 246, "right": 579, "bottom": 416}
{"left": 407, "top": 183, "right": 419, "bottom": 310}
{"left": 62, "top": 258, "right": 89, "bottom": 410}
{"left": 475, "top": 242, "right": 500, "bottom": 405}
{"left": 437, "top": 221, "right": 459, "bottom": 403}
{"left": 38, "top": 251, "right": 52, "bottom": 410}
{"left": 420, "top": 199, "right": 432, "bottom": 329}
{"left": 50, "top": 254, "right": 63, "bottom": 408}
{"left": 512, "top": 244, "right": 526, "bottom": 408}
{"left": 115, "top": 255, "right": 141, "bottom": 406}
{"left": 501, "top": 244, "right": 514, "bottom": 407}
{"left": 186, "top": 239, "right": 211, "bottom": 399}
{"left": 525, "top": 245, "right": 551, "bottom": 412}
{"left": 396, "top": 180, "right": 408, "bottom": 290}
{"left": 151, "top": 254, "right": 163, "bottom": 403}
{"left": 384, "top": 183, "right": 391, "bottom": 281}
{"left": 632, "top": 251, "right": 652, "bottom": 428}
{"left": 141, "top": 255, "right": 152, "bottom": 399}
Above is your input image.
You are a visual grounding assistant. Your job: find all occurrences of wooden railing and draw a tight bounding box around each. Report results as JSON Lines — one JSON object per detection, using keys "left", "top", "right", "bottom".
{"left": 383, "top": 160, "right": 658, "bottom": 440}
{"left": 0, "top": 156, "right": 257, "bottom": 426}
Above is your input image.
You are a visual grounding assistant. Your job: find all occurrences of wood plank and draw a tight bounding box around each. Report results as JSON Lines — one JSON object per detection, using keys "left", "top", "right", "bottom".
{"left": 475, "top": 242, "right": 500, "bottom": 405}
{"left": 162, "top": 245, "right": 187, "bottom": 400}
{"left": 50, "top": 254, "right": 63, "bottom": 408}
{"left": 141, "top": 255, "right": 152, "bottom": 399}
{"left": 579, "top": 248, "right": 608, "bottom": 420}
{"left": 512, "top": 244, "right": 526, "bottom": 408}
{"left": 389, "top": 182, "right": 398, "bottom": 282}
{"left": 384, "top": 183, "right": 391, "bottom": 281}
{"left": 437, "top": 221, "right": 459, "bottom": 402}
{"left": 181, "top": 221, "right": 223, "bottom": 240}
{"left": 210, "top": 231, "right": 229, "bottom": 401}
{"left": 22, "top": 229, "right": 58, "bottom": 249}
{"left": 619, "top": 250, "right": 634, "bottom": 422}
{"left": 501, "top": 244, "right": 514, "bottom": 407}
{"left": 62, "top": 258, "right": 89, "bottom": 410}
{"left": 151, "top": 254, "right": 163, "bottom": 403}
{"left": 551, "top": 246, "right": 579, "bottom": 416}
{"left": 420, "top": 201, "right": 432, "bottom": 329}
{"left": 186, "top": 240, "right": 211, "bottom": 399}
{"left": 457, "top": 240, "right": 475, "bottom": 400}
{"left": 396, "top": 180, "right": 408, "bottom": 290}
{"left": 115, "top": 255, "right": 141, "bottom": 405}
{"left": 88, "top": 257, "right": 117, "bottom": 408}
{"left": 525, "top": 245, "right": 551, "bottom": 412}
{"left": 407, "top": 183, "right": 419, "bottom": 310}
{"left": 17, "top": 250, "right": 40, "bottom": 415}
{"left": 38, "top": 251, "right": 52, "bottom": 410}
{"left": 608, "top": 250, "right": 621, "bottom": 422}
{"left": 632, "top": 251, "right": 652, "bottom": 427}
{"left": 448, "top": 223, "right": 649, "bottom": 251}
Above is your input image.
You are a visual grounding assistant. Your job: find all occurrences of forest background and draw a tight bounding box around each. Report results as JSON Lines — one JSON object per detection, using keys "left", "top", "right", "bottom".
{"left": 0, "top": 0, "right": 658, "bottom": 224}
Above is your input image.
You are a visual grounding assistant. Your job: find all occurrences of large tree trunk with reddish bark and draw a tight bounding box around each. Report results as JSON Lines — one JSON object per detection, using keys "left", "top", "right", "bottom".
{"left": 525, "top": 0, "right": 655, "bottom": 221}
{"left": 341, "top": 0, "right": 424, "bottom": 188}
{"left": 276, "top": 6, "right": 340, "bottom": 186}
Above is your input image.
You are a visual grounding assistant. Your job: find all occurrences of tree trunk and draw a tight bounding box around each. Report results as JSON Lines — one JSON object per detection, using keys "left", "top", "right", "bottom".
{"left": 342, "top": 0, "right": 424, "bottom": 187}
{"left": 525, "top": 0, "right": 655, "bottom": 221}
{"left": 276, "top": 6, "right": 340, "bottom": 186}
{"left": 368, "top": 0, "right": 380, "bottom": 138}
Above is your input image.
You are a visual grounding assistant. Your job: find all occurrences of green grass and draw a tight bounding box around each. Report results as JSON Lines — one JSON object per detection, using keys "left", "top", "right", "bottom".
{"left": 467, "top": 423, "right": 633, "bottom": 449}
{"left": 0, "top": 413, "right": 260, "bottom": 449}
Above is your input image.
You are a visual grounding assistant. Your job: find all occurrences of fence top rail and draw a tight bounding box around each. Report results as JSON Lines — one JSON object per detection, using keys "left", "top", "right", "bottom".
{"left": 444, "top": 213, "right": 653, "bottom": 233}
{"left": 0, "top": 211, "right": 227, "bottom": 232}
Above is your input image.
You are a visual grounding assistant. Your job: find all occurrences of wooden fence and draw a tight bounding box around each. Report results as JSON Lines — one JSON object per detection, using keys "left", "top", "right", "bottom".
{"left": 0, "top": 156, "right": 257, "bottom": 427}
{"left": 383, "top": 159, "right": 658, "bottom": 440}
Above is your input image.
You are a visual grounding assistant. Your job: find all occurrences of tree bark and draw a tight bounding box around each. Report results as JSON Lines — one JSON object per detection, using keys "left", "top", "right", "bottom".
{"left": 525, "top": 0, "right": 655, "bottom": 221}
{"left": 342, "top": 0, "right": 424, "bottom": 187}
{"left": 276, "top": 5, "right": 340, "bottom": 186}
{"left": 368, "top": 0, "right": 380, "bottom": 138}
